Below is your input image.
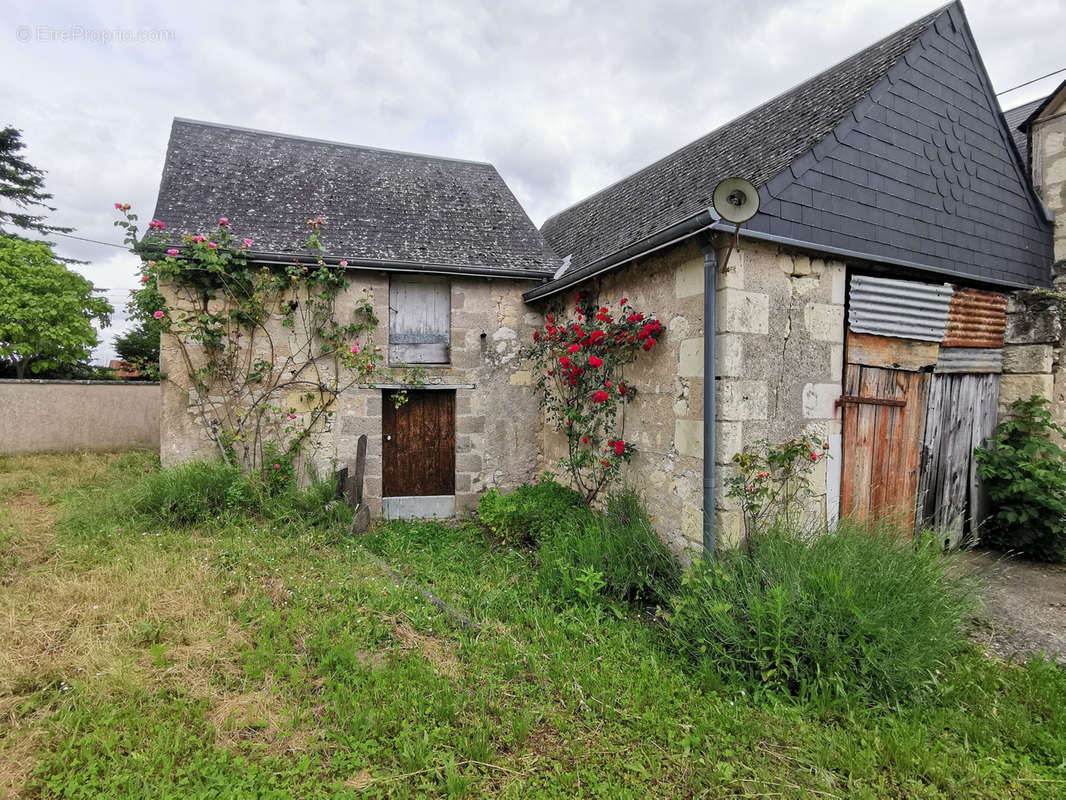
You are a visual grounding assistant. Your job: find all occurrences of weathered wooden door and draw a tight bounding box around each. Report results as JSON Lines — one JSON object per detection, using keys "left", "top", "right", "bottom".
{"left": 917, "top": 373, "right": 1000, "bottom": 548}
{"left": 840, "top": 364, "right": 930, "bottom": 530}
{"left": 382, "top": 390, "right": 455, "bottom": 497}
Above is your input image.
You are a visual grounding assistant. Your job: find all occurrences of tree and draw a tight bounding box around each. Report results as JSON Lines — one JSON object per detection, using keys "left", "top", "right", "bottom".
{"left": 0, "top": 126, "right": 73, "bottom": 239}
{"left": 113, "top": 322, "right": 160, "bottom": 374}
{"left": 0, "top": 235, "right": 112, "bottom": 378}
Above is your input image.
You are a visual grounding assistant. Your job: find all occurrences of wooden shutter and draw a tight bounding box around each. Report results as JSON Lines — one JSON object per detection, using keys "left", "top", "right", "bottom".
{"left": 389, "top": 276, "right": 450, "bottom": 364}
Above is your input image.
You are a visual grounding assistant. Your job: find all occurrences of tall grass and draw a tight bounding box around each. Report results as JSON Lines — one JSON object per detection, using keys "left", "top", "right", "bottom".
{"left": 536, "top": 489, "right": 680, "bottom": 606}
{"left": 668, "top": 520, "right": 976, "bottom": 704}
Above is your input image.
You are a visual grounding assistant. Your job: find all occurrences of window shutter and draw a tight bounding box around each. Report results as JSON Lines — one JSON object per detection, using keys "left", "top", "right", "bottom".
{"left": 389, "top": 276, "right": 450, "bottom": 364}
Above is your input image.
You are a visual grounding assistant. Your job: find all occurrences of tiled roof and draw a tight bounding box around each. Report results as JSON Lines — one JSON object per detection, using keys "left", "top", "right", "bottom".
{"left": 539, "top": 1, "right": 1052, "bottom": 293}
{"left": 152, "top": 119, "right": 559, "bottom": 276}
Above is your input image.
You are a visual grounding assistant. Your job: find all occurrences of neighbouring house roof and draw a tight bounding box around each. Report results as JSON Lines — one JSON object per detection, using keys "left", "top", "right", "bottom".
{"left": 152, "top": 119, "right": 559, "bottom": 279}
{"left": 534, "top": 1, "right": 1053, "bottom": 300}
{"left": 1018, "top": 78, "right": 1066, "bottom": 130}
{"left": 1002, "top": 95, "right": 1044, "bottom": 168}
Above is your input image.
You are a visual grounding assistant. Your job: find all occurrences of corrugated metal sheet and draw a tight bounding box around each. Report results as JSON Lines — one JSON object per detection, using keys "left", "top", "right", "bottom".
{"left": 942, "top": 287, "right": 1007, "bottom": 348}
{"left": 934, "top": 347, "right": 1003, "bottom": 374}
{"left": 848, "top": 275, "right": 953, "bottom": 342}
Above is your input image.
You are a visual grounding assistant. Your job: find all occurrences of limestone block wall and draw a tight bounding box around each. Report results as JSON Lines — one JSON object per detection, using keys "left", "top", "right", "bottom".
{"left": 535, "top": 237, "right": 846, "bottom": 552}
{"left": 159, "top": 273, "right": 541, "bottom": 516}
{"left": 1030, "top": 99, "right": 1066, "bottom": 263}
{"left": 1002, "top": 289, "right": 1060, "bottom": 420}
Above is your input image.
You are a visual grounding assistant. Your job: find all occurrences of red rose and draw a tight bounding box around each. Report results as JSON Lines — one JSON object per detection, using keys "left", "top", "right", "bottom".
{"left": 627, "top": 313, "right": 644, "bottom": 323}
{"left": 642, "top": 337, "right": 657, "bottom": 351}
{"left": 559, "top": 356, "right": 571, "bottom": 366}
{"left": 592, "top": 390, "right": 609, "bottom": 403}
{"left": 620, "top": 297, "right": 628, "bottom": 305}
{"left": 605, "top": 381, "right": 611, "bottom": 388}
{"left": 618, "top": 383, "right": 628, "bottom": 395}
{"left": 590, "top": 330, "right": 605, "bottom": 344}
{"left": 614, "top": 440, "right": 626, "bottom": 456}
{"left": 533, "top": 331, "right": 540, "bottom": 341}
{"left": 568, "top": 343, "right": 580, "bottom": 354}
{"left": 582, "top": 437, "right": 589, "bottom": 444}
{"left": 588, "top": 355, "right": 603, "bottom": 368}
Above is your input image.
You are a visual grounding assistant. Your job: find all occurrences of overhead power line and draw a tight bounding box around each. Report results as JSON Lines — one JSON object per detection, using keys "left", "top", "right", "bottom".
{"left": 996, "top": 67, "right": 1066, "bottom": 96}
{"left": 49, "top": 231, "right": 128, "bottom": 249}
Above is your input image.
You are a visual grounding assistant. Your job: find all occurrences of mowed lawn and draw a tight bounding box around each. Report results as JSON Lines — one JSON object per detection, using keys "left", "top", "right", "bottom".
{"left": 1, "top": 452, "right": 1064, "bottom": 799}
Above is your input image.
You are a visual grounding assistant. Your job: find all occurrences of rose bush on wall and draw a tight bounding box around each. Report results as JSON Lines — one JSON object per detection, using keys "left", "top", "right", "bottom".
{"left": 116, "top": 205, "right": 387, "bottom": 477}
{"left": 525, "top": 291, "right": 663, "bottom": 503}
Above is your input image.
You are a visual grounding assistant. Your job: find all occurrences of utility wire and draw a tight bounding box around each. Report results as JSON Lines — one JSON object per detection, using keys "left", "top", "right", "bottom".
{"left": 50, "top": 231, "right": 128, "bottom": 249}
{"left": 996, "top": 67, "right": 1066, "bottom": 96}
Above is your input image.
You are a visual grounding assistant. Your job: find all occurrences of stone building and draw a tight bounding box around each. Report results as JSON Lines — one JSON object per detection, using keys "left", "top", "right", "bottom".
{"left": 152, "top": 1, "right": 1061, "bottom": 551}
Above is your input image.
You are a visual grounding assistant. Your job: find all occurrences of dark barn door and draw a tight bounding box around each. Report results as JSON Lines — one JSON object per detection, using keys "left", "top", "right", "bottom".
{"left": 382, "top": 390, "right": 455, "bottom": 497}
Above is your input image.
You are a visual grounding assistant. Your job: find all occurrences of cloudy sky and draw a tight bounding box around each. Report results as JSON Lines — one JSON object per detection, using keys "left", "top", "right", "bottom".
{"left": 3, "top": 0, "right": 1063, "bottom": 362}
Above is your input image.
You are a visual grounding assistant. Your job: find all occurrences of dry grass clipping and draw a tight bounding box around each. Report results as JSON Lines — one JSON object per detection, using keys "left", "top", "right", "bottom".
{"left": 208, "top": 673, "right": 317, "bottom": 755}
{"left": 388, "top": 616, "right": 459, "bottom": 678}
{"left": 0, "top": 487, "right": 245, "bottom": 798}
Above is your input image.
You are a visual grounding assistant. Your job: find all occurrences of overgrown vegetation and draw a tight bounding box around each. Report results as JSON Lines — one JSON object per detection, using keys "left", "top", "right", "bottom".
{"left": 975, "top": 396, "right": 1066, "bottom": 562}
{"left": 668, "top": 522, "right": 974, "bottom": 704}
{"left": 2, "top": 453, "right": 1065, "bottom": 799}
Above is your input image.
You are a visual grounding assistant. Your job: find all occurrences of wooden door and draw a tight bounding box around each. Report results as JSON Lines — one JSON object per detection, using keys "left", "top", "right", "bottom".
{"left": 917, "top": 373, "right": 1000, "bottom": 548}
{"left": 382, "top": 390, "right": 455, "bottom": 497}
{"left": 840, "top": 364, "right": 930, "bottom": 530}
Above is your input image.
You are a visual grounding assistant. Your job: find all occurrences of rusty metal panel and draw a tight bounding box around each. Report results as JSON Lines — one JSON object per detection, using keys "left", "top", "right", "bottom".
{"left": 934, "top": 347, "right": 1003, "bottom": 374}
{"left": 848, "top": 275, "right": 953, "bottom": 342}
{"left": 942, "top": 287, "right": 1006, "bottom": 348}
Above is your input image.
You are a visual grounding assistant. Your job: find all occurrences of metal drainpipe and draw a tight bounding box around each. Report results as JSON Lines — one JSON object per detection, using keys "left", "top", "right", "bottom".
{"left": 702, "top": 245, "right": 718, "bottom": 556}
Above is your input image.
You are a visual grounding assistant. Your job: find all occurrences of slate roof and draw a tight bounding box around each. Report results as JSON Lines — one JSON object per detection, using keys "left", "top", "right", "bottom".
{"left": 152, "top": 119, "right": 559, "bottom": 277}
{"left": 538, "top": 1, "right": 1053, "bottom": 294}
{"left": 1002, "top": 96, "right": 1043, "bottom": 168}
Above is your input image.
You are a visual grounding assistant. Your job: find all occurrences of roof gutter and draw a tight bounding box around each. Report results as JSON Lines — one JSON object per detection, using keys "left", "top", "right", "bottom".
{"left": 523, "top": 208, "right": 720, "bottom": 302}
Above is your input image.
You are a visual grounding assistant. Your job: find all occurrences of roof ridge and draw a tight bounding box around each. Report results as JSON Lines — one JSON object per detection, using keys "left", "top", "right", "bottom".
{"left": 171, "top": 117, "right": 495, "bottom": 168}
{"left": 541, "top": 2, "right": 952, "bottom": 229}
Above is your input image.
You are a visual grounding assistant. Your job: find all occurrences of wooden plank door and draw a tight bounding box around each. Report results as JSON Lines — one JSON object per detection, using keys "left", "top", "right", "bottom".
{"left": 917, "top": 373, "right": 1000, "bottom": 548}
{"left": 382, "top": 390, "right": 455, "bottom": 497}
{"left": 840, "top": 364, "right": 930, "bottom": 531}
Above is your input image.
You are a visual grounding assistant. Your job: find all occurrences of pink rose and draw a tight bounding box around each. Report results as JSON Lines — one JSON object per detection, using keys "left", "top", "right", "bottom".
{"left": 243, "top": 238, "right": 252, "bottom": 247}
{"left": 192, "top": 235, "right": 204, "bottom": 243}
{"left": 350, "top": 345, "right": 361, "bottom": 354}
{"left": 153, "top": 310, "right": 165, "bottom": 319}
{"left": 113, "top": 202, "right": 122, "bottom": 210}
{"left": 140, "top": 276, "right": 149, "bottom": 283}
{"left": 219, "top": 217, "right": 228, "bottom": 226}
{"left": 274, "top": 463, "right": 281, "bottom": 469}
{"left": 208, "top": 242, "right": 217, "bottom": 249}
{"left": 166, "top": 249, "right": 179, "bottom": 256}
{"left": 339, "top": 260, "right": 348, "bottom": 267}
{"left": 147, "top": 260, "right": 156, "bottom": 266}
{"left": 289, "top": 413, "right": 296, "bottom": 419}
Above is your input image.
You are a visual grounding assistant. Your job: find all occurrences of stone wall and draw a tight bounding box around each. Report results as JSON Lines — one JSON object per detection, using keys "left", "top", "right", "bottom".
{"left": 534, "top": 237, "right": 846, "bottom": 553}
{"left": 1030, "top": 94, "right": 1066, "bottom": 262}
{"left": 159, "top": 273, "right": 541, "bottom": 515}
{"left": 0, "top": 380, "right": 159, "bottom": 454}
{"left": 1007, "top": 94, "right": 1066, "bottom": 423}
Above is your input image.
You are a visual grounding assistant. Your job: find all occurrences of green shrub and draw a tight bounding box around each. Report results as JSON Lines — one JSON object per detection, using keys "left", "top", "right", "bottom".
{"left": 975, "top": 396, "right": 1066, "bottom": 562}
{"left": 537, "top": 489, "right": 680, "bottom": 607}
{"left": 667, "top": 521, "right": 975, "bottom": 704}
{"left": 477, "top": 477, "right": 586, "bottom": 546}
{"left": 132, "top": 460, "right": 252, "bottom": 524}
{"left": 131, "top": 459, "right": 344, "bottom": 528}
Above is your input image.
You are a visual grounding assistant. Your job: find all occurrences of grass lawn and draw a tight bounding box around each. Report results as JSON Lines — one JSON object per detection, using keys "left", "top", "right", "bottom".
{"left": 1, "top": 451, "right": 1064, "bottom": 799}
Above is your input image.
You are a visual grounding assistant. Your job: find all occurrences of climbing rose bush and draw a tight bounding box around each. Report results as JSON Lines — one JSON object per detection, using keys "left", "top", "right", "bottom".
{"left": 525, "top": 291, "right": 663, "bottom": 503}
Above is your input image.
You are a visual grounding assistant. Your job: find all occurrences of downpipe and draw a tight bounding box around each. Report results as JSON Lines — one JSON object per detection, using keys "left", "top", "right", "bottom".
{"left": 702, "top": 246, "right": 718, "bottom": 557}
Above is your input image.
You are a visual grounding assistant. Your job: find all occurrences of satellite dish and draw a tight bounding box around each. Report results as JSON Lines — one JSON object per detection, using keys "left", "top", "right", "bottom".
{"left": 712, "top": 177, "right": 760, "bottom": 224}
